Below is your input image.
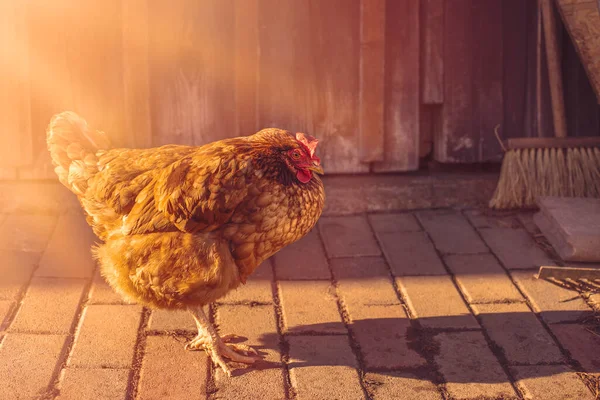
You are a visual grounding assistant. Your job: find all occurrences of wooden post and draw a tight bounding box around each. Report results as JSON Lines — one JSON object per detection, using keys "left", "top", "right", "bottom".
{"left": 358, "top": 0, "right": 385, "bottom": 163}
{"left": 234, "top": 0, "right": 258, "bottom": 136}
{"left": 540, "top": 0, "right": 568, "bottom": 138}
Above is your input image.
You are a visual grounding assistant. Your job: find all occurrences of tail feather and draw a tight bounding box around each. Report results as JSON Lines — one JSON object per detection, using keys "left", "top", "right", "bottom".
{"left": 46, "top": 112, "right": 110, "bottom": 196}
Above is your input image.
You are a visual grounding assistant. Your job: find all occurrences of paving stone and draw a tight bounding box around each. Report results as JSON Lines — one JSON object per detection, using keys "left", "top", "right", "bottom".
{"left": 69, "top": 304, "right": 142, "bottom": 368}
{"left": 416, "top": 210, "right": 487, "bottom": 254}
{"left": 378, "top": 231, "right": 447, "bottom": 276}
{"left": 368, "top": 212, "right": 421, "bottom": 234}
{"left": 9, "top": 277, "right": 86, "bottom": 334}
{"left": 397, "top": 276, "right": 479, "bottom": 329}
{"left": 318, "top": 215, "right": 381, "bottom": 258}
{"left": 330, "top": 256, "right": 391, "bottom": 281}
{"left": 549, "top": 324, "right": 600, "bottom": 372}
{"left": 435, "top": 331, "right": 518, "bottom": 399}
{"left": 37, "top": 211, "right": 96, "bottom": 278}
{"left": 535, "top": 197, "right": 600, "bottom": 262}
{"left": 431, "top": 175, "right": 497, "bottom": 209}
{"left": 214, "top": 305, "right": 285, "bottom": 400}
{"left": 465, "top": 209, "right": 521, "bottom": 229}
{"left": 279, "top": 281, "right": 345, "bottom": 334}
{"left": 517, "top": 212, "right": 540, "bottom": 235}
{"left": 273, "top": 229, "right": 330, "bottom": 280}
{"left": 58, "top": 368, "right": 129, "bottom": 400}
{"left": 480, "top": 228, "right": 554, "bottom": 270}
{"left": 445, "top": 254, "right": 524, "bottom": 303}
{"left": 0, "top": 300, "right": 14, "bottom": 330}
{"left": 473, "top": 303, "right": 564, "bottom": 364}
{"left": 138, "top": 336, "right": 207, "bottom": 400}
{"left": 88, "top": 270, "right": 128, "bottom": 305}
{"left": 0, "top": 182, "right": 80, "bottom": 214}
{"left": 0, "top": 333, "right": 67, "bottom": 400}
{"left": 511, "top": 365, "right": 595, "bottom": 400}
{"left": 0, "top": 250, "right": 38, "bottom": 300}
{"left": 0, "top": 213, "right": 57, "bottom": 253}
{"left": 364, "top": 372, "right": 442, "bottom": 400}
{"left": 147, "top": 309, "right": 197, "bottom": 332}
{"left": 221, "top": 261, "right": 273, "bottom": 304}
{"left": 332, "top": 258, "right": 424, "bottom": 369}
{"left": 511, "top": 271, "right": 592, "bottom": 323}
{"left": 288, "top": 335, "right": 364, "bottom": 400}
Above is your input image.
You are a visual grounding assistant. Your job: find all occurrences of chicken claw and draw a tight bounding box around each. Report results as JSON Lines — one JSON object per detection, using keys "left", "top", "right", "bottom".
{"left": 186, "top": 307, "right": 261, "bottom": 377}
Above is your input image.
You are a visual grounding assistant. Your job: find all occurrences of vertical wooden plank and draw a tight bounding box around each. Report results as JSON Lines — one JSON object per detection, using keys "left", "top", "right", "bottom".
{"left": 308, "top": 0, "right": 369, "bottom": 173}
{"left": 26, "top": 0, "right": 74, "bottom": 179}
{"left": 358, "top": 0, "right": 385, "bottom": 162}
{"left": 65, "top": 1, "right": 125, "bottom": 145}
{"left": 234, "top": 0, "right": 259, "bottom": 136}
{"left": 257, "top": 0, "right": 297, "bottom": 131}
{"left": 122, "top": 0, "right": 152, "bottom": 148}
{"left": 436, "top": 0, "right": 474, "bottom": 162}
{"left": 0, "top": 0, "right": 32, "bottom": 167}
{"left": 556, "top": 0, "right": 600, "bottom": 103}
{"left": 422, "top": 0, "right": 444, "bottom": 105}
{"left": 258, "top": 0, "right": 368, "bottom": 173}
{"left": 374, "top": 0, "right": 420, "bottom": 171}
{"left": 536, "top": 4, "right": 556, "bottom": 138}
{"left": 563, "top": 26, "right": 600, "bottom": 136}
{"left": 149, "top": 0, "right": 235, "bottom": 147}
{"left": 503, "top": 0, "right": 529, "bottom": 139}
{"left": 473, "top": 0, "right": 504, "bottom": 161}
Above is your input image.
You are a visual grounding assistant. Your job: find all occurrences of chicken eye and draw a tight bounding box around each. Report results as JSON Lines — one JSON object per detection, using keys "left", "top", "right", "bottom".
{"left": 292, "top": 150, "right": 301, "bottom": 159}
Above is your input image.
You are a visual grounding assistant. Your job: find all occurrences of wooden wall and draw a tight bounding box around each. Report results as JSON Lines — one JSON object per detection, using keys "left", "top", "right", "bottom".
{"left": 1, "top": 0, "right": 599, "bottom": 179}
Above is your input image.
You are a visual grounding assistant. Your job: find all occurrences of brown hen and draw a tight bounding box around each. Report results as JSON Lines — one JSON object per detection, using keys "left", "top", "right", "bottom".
{"left": 46, "top": 112, "right": 325, "bottom": 375}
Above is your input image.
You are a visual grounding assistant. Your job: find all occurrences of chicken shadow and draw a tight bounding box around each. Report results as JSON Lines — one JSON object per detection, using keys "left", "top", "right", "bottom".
{"left": 249, "top": 311, "right": 600, "bottom": 385}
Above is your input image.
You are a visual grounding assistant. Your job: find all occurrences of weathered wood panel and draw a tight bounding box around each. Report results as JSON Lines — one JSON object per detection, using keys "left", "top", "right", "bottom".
{"left": 436, "top": 0, "right": 474, "bottom": 162}
{"left": 122, "top": 0, "right": 152, "bottom": 148}
{"left": 563, "top": 26, "right": 600, "bottom": 136}
{"left": 374, "top": 0, "right": 420, "bottom": 171}
{"left": 503, "top": 0, "right": 530, "bottom": 139}
{"left": 358, "top": 0, "right": 385, "bottom": 162}
{"left": 65, "top": 1, "right": 125, "bottom": 145}
{"left": 436, "top": 0, "right": 504, "bottom": 163}
{"left": 557, "top": 0, "right": 600, "bottom": 103}
{"left": 24, "top": 1, "right": 124, "bottom": 177}
{"left": 258, "top": 0, "right": 368, "bottom": 173}
{"left": 523, "top": 0, "right": 541, "bottom": 138}
{"left": 25, "top": 0, "right": 73, "bottom": 178}
{"left": 306, "top": 0, "right": 368, "bottom": 173}
{"left": 421, "top": 0, "right": 444, "bottom": 105}
{"left": 0, "top": 0, "right": 32, "bottom": 167}
{"left": 149, "top": 0, "right": 235, "bottom": 146}
{"left": 257, "top": 0, "right": 298, "bottom": 132}
{"left": 473, "top": 0, "right": 503, "bottom": 161}
{"left": 234, "top": 0, "right": 259, "bottom": 137}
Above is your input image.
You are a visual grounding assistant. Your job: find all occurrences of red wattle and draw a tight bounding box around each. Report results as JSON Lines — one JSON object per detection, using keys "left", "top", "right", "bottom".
{"left": 296, "top": 169, "right": 312, "bottom": 183}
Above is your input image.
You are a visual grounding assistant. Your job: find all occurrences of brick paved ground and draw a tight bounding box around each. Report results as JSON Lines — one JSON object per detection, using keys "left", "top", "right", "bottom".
{"left": 1, "top": 205, "right": 599, "bottom": 399}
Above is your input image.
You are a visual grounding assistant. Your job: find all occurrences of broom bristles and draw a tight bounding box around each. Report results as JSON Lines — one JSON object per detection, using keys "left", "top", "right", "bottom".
{"left": 489, "top": 145, "right": 600, "bottom": 209}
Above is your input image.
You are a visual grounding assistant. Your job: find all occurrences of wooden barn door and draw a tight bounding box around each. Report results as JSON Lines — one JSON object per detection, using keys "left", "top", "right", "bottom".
{"left": 253, "top": 0, "right": 420, "bottom": 173}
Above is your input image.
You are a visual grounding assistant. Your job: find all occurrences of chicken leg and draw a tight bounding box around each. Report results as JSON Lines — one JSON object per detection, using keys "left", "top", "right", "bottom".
{"left": 185, "top": 306, "right": 261, "bottom": 376}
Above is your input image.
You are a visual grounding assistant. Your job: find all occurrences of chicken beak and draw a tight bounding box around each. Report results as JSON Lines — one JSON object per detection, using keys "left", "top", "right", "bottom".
{"left": 308, "top": 162, "right": 324, "bottom": 175}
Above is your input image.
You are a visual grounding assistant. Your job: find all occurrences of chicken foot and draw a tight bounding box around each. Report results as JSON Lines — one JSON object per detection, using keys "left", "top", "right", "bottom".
{"left": 185, "top": 306, "right": 261, "bottom": 376}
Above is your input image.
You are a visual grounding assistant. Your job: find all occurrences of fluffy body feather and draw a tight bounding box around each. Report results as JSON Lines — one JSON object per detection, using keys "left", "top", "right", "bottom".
{"left": 47, "top": 112, "right": 325, "bottom": 310}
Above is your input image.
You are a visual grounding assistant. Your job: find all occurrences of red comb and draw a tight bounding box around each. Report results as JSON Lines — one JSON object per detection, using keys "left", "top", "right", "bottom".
{"left": 296, "top": 132, "right": 319, "bottom": 158}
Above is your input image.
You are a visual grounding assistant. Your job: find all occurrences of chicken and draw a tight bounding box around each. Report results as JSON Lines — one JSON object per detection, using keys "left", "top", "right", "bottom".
{"left": 46, "top": 112, "right": 325, "bottom": 376}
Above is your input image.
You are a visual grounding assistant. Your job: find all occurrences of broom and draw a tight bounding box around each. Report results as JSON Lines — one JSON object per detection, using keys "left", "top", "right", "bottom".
{"left": 489, "top": 0, "right": 600, "bottom": 209}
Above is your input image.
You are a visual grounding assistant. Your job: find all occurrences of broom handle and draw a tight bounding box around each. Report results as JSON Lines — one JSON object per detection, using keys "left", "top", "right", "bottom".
{"left": 540, "top": 0, "right": 568, "bottom": 138}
